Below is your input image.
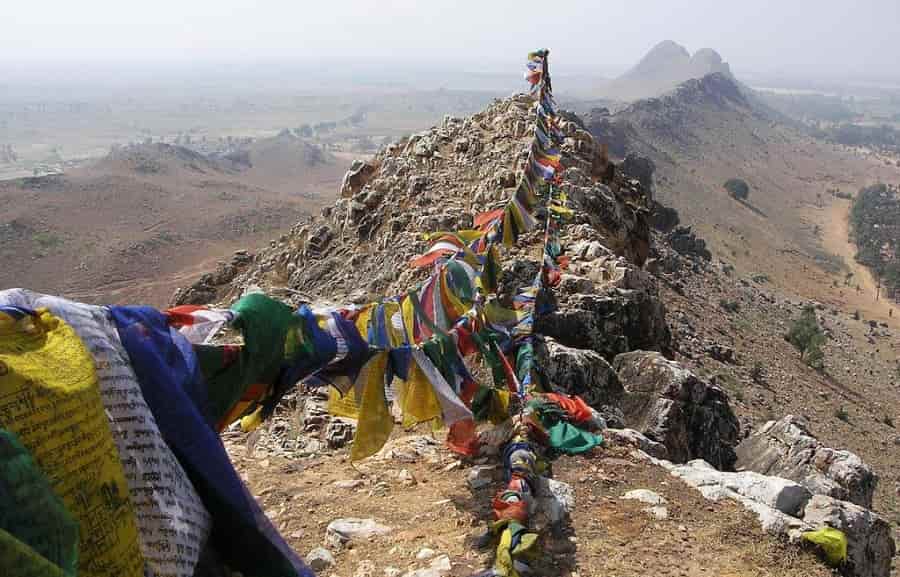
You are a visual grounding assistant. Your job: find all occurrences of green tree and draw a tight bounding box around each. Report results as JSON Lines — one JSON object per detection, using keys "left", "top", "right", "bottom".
{"left": 786, "top": 305, "right": 826, "bottom": 370}
{"left": 724, "top": 178, "right": 750, "bottom": 201}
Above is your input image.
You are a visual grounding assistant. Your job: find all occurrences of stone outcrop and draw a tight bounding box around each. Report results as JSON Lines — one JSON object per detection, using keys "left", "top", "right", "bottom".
{"left": 534, "top": 337, "right": 622, "bottom": 409}
{"left": 802, "top": 495, "right": 895, "bottom": 577}
{"left": 736, "top": 415, "right": 878, "bottom": 509}
{"left": 605, "top": 428, "right": 669, "bottom": 460}
{"left": 665, "top": 226, "right": 711, "bottom": 261}
{"left": 670, "top": 459, "right": 811, "bottom": 516}
{"left": 638, "top": 454, "right": 895, "bottom": 577}
{"left": 171, "top": 250, "right": 255, "bottom": 306}
{"left": 614, "top": 351, "right": 739, "bottom": 470}
{"left": 340, "top": 160, "right": 377, "bottom": 197}
{"left": 537, "top": 288, "right": 670, "bottom": 360}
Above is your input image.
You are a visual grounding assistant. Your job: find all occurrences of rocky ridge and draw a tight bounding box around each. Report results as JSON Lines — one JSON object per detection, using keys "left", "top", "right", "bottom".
{"left": 183, "top": 93, "right": 895, "bottom": 576}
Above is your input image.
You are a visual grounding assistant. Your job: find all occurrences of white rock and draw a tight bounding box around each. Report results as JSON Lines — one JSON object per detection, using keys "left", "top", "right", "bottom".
{"left": 415, "top": 548, "right": 436, "bottom": 560}
{"left": 466, "top": 465, "right": 498, "bottom": 489}
{"left": 333, "top": 479, "right": 365, "bottom": 489}
{"left": 644, "top": 505, "right": 669, "bottom": 520}
{"left": 736, "top": 415, "right": 877, "bottom": 509}
{"left": 803, "top": 495, "right": 895, "bottom": 577}
{"left": 536, "top": 477, "right": 575, "bottom": 526}
{"left": 326, "top": 518, "right": 392, "bottom": 547}
{"left": 305, "top": 547, "right": 335, "bottom": 572}
{"left": 622, "top": 489, "right": 668, "bottom": 505}
{"left": 402, "top": 555, "right": 452, "bottom": 577}
{"left": 671, "top": 459, "right": 811, "bottom": 516}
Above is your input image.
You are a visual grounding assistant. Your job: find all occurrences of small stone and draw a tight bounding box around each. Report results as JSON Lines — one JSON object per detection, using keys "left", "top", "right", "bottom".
{"left": 466, "top": 465, "right": 497, "bottom": 490}
{"left": 305, "top": 547, "right": 335, "bottom": 572}
{"left": 398, "top": 469, "right": 417, "bottom": 485}
{"left": 415, "top": 548, "right": 436, "bottom": 560}
{"left": 622, "top": 489, "right": 668, "bottom": 505}
{"left": 326, "top": 518, "right": 392, "bottom": 547}
{"left": 401, "top": 554, "right": 452, "bottom": 577}
{"left": 333, "top": 479, "right": 365, "bottom": 489}
{"left": 644, "top": 505, "right": 669, "bottom": 520}
{"left": 385, "top": 568, "right": 402, "bottom": 577}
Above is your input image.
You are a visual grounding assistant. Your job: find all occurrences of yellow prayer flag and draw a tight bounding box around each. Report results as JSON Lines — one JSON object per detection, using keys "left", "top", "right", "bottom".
{"left": 328, "top": 386, "right": 361, "bottom": 419}
{"left": 0, "top": 309, "right": 145, "bottom": 577}
{"left": 350, "top": 353, "right": 392, "bottom": 461}
{"left": 401, "top": 361, "right": 442, "bottom": 427}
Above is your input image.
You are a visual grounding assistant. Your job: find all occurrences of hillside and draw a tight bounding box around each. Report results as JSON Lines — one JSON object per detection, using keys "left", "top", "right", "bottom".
{"left": 0, "top": 139, "right": 349, "bottom": 305}
{"left": 584, "top": 72, "right": 900, "bottom": 327}
{"left": 597, "top": 40, "right": 733, "bottom": 101}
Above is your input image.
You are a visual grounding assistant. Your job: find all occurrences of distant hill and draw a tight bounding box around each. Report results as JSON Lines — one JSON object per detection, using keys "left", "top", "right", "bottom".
{"left": 598, "top": 40, "right": 733, "bottom": 101}
{"left": 0, "top": 139, "right": 349, "bottom": 305}
{"left": 583, "top": 72, "right": 898, "bottom": 308}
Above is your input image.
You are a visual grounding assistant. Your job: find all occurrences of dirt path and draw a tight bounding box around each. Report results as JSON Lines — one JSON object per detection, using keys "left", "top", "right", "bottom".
{"left": 820, "top": 197, "right": 899, "bottom": 329}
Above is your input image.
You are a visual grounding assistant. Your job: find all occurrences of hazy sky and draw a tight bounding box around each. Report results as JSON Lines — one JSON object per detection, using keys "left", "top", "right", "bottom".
{"left": 4, "top": 0, "right": 899, "bottom": 80}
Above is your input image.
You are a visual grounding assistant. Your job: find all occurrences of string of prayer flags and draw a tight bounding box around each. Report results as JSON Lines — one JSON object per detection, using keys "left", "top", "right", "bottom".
{"left": 524, "top": 50, "right": 547, "bottom": 88}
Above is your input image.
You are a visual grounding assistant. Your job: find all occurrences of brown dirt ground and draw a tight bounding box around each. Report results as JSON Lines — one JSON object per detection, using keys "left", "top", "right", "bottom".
{"left": 226, "top": 433, "right": 832, "bottom": 577}
{"left": 0, "top": 145, "right": 353, "bottom": 306}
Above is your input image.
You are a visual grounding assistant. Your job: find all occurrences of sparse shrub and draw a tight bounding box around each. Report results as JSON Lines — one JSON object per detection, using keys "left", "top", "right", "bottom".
{"left": 883, "top": 415, "right": 895, "bottom": 428}
{"left": 724, "top": 178, "right": 750, "bottom": 201}
{"left": 752, "top": 274, "right": 770, "bottom": 284}
{"left": 834, "top": 406, "right": 849, "bottom": 422}
{"left": 750, "top": 361, "right": 766, "bottom": 384}
{"left": 32, "top": 232, "right": 62, "bottom": 250}
{"left": 786, "top": 305, "right": 827, "bottom": 370}
{"left": 719, "top": 299, "right": 740, "bottom": 313}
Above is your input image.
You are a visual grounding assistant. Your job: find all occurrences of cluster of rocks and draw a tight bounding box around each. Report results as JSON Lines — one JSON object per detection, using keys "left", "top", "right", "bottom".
{"left": 737, "top": 415, "right": 878, "bottom": 509}
{"left": 171, "top": 250, "right": 255, "bottom": 306}
{"left": 630, "top": 414, "right": 894, "bottom": 577}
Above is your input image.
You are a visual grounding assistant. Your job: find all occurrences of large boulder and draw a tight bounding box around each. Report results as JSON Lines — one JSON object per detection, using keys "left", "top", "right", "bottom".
{"left": 802, "top": 495, "right": 895, "bottom": 577}
{"left": 536, "top": 288, "right": 670, "bottom": 361}
{"left": 736, "top": 415, "right": 877, "bottom": 509}
{"left": 605, "top": 428, "right": 669, "bottom": 460}
{"left": 665, "top": 226, "right": 711, "bottom": 260}
{"left": 565, "top": 181, "right": 651, "bottom": 266}
{"left": 621, "top": 153, "right": 655, "bottom": 200}
{"left": 614, "top": 351, "right": 739, "bottom": 470}
{"left": 534, "top": 337, "right": 622, "bottom": 409}
{"left": 646, "top": 457, "right": 813, "bottom": 540}
{"left": 670, "top": 460, "right": 811, "bottom": 516}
